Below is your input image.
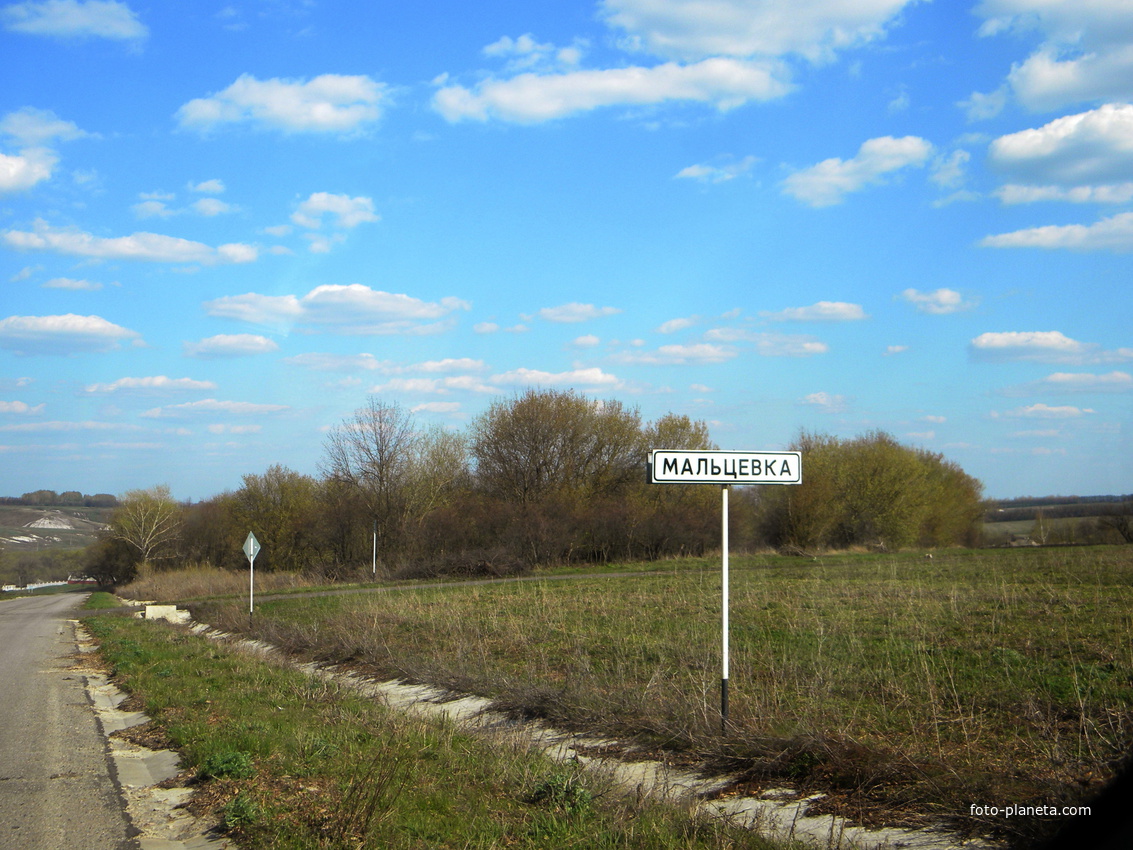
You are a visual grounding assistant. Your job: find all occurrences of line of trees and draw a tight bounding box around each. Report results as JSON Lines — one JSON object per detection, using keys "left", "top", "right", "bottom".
{"left": 0, "top": 491, "right": 118, "bottom": 507}
{"left": 83, "top": 391, "right": 989, "bottom": 585}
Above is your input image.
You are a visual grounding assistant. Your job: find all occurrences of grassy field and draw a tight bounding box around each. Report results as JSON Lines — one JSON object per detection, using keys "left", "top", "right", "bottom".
{"left": 181, "top": 546, "right": 1133, "bottom": 846}
{"left": 83, "top": 611, "right": 796, "bottom": 849}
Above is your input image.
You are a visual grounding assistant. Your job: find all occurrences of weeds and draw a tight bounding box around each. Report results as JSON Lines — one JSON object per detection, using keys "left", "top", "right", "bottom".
{"left": 85, "top": 613, "right": 791, "bottom": 849}
{"left": 187, "top": 546, "right": 1133, "bottom": 844}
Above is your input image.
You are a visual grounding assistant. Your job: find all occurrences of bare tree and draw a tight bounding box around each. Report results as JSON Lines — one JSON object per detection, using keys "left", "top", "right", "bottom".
{"left": 321, "top": 398, "right": 468, "bottom": 562}
{"left": 109, "top": 484, "right": 181, "bottom": 566}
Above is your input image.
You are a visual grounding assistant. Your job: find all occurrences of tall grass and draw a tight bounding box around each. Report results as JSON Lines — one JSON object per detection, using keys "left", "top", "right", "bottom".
{"left": 118, "top": 562, "right": 326, "bottom": 602}
{"left": 187, "top": 547, "right": 1133, "bottom": 844}
{"left": 85, "top": 613, "right": 793, "bottom": 849}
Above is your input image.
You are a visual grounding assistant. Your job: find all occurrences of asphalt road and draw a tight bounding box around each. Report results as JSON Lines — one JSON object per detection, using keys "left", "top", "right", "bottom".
{"left": 0, "top": 593, "right": 135, "bottom": 849}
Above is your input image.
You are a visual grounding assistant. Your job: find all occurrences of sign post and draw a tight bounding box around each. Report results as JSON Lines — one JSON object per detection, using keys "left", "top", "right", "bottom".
{"left": 648, "top": 449, "right": 801, "bottom": 733}
{"left": 243, "top": 531, "right": 260, "bottom": 615}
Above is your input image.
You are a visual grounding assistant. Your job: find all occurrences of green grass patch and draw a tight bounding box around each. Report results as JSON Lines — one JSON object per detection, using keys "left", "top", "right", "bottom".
{"left": 190, "top": 546, "right": 1133, "bottom": 845}
{"left": 84, "top": 614, "right": 795, "bottom": 849}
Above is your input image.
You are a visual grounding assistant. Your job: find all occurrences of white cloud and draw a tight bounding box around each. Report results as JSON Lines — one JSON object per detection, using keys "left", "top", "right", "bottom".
{"left": 0, "top": 400, "right": 45, "bottom": 414}
{"left": 489, "top": 366, "right": 623, "bottom": 388}
{"left": 601, "top": 0, "right": 917, "bottom": 63}
{"left": 204, "top": 284, "right": 470, "bottom": 335}
{"left": 675, "top": 155, "right": 757, "bottom": 183}
{"left": 0, "top": 147, "right": 57, "bottom": 193}
{"left": 285, "top": 352, "right": 387, "bottom": 372}
{"left": 189, "top": 178, "right": 224, "bottom": 194}
{"left": 2, "top": 0, "right": 146, "bottom": 40}
{"left": 183, "top": 334, "right": 279, "bottom": 358}
{"left": 538, "top": 302, "right": 621, "bottom": 322}
{"left": 973, "top": 1, "right": 1133, "bottom": 112}
{"left": 760, "top": 301, "right": 868, "bottom": 321}
{"left": 970, "top": 330, "right": 1133, "bottom": 364}
{"left": 800, "top": 391, "right": 849, "bottom": 412}
{"left": 433, "top": 57, "right": 791, "bottom": 122}
{"left": 0, "top": 313, "right": 141, "bottom": 354}
{"left": 993, "top": 403, "right": 1095, "bottom": 419}
{"left": 885, "top": 345, "right": 909, "bottom": 355}
{"left": 2, "top": 219, "right": 257, "bottom": 264}
{"left": 177, "top": 74, "right": 386, "bottom": 134}
{"left": 782, "top": 135, "right": 933, "bottom": 206}
{"left": 572, "top": 334, "right": 601, "bottom": 348}
{"left": 657, "top": 316, "right": 697, "bottom": 333}
{"left": 1008, "top": 370, "right": 1133, "bottom": 395}
{"left": 981, "top": 211, "right": 1133, "bottom": 251}
{"left": 900, "top": 288, "right": 977, "bottom": 314}
{"left": 615, "top": 342, "right": 738, "bottom": 364}
{"left": 416, "top": 357, "right": 486, "bottom": 373}
{"left": 1, "top": 106, "right": 87, "bottom": 146}
{"left": 84, "top": 375, "right": 217, "bottom": 393}
{"left": 411, "top": 401, "right": 463, "bottom": 416}
{"left": 988, "top": 104, "right": 1133, "bottom": 201}
{"left": 192, "top": 197, "right": 232, "bottom": 216}
{"left": 142, "top": 399, "right": 290, "bottom": 419}
{"left": 473, "top": 322, "right": 500, "bottom": 334}
{"left": 704, "top": 327, "right": 829, "bottom": 355}
{"left": 291, "top": 192, "right": 379, "bottom": 229}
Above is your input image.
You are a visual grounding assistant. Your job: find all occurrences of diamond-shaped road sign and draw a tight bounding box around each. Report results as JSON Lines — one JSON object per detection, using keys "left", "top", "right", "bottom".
{"left": 243, "top": 531, "right": 260, "bottom": 561}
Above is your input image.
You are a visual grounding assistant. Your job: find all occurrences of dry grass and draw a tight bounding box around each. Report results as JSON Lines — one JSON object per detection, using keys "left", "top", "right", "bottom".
{"left": 181, "top": 546, "right": 1133, "bottom": 845}
{"left": 118, "top": 562, "right": 324, "bottom": 602}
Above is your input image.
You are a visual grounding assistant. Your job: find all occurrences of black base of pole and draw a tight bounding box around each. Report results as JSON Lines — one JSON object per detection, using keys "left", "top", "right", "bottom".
{"left": 721, "top": 677, "right": 729, "bottom": 734}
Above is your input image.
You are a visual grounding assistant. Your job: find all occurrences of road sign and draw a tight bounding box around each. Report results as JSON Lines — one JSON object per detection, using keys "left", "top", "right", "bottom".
{"left": 244, "top": 532, "right": 260, "bottom": 615}
{"left": 648, "top": 448, "right": 803, "bottom": 733}
{"left": 649, "top": 449, "right": 801, "bottom": 485}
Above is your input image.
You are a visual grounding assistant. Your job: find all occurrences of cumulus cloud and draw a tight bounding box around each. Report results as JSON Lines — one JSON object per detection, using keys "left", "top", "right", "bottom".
{"left": 291, "top": 192, "right": 379, "bottom": 229}
{"left": 800, "top": 391, "right": 849, "bottom": 412}
{"left": 0, "top": 148, "right": 57, "bottom": 193}
{"left": 988, "top": 104, "right": 1133, "bottom": 204}
{"left": 204, "top": 284, "right": 470, "bottom": 335}
{"left": 538, "top": 302, "right": 621, "bottom": 322}
{"left": 782, "top": 135, "right": 932, "bottom": 206}
{"left": 0, "top": 313, "right": 141, "bottom": 354}
{"left": 0, "top": 400, "right": 45, "bottom": 414}
{"left": 183, "top": 334, "right": 279, "bottom": 358}
{"left": 760, "top": 301, "right": 868, "bottom": 321}
{"left": 0, "top": 107, "right": 87, "bottom": 194}
{"left": 600, "top": 0, "right": 917, "bottom": 63}
{"left": 433, "top": 57, "right": 791, "bottom": 122}
{"left": 969, "top": 330, "right": 1133, "bottom": 364}
{"left": 981, "top": 211, "right": 1133, "bottom": 251}
{"left": 141, "top": 398, "right": 290, "bottom": 418}
{"left": 900, "top": 288, "right": 977, "bottom": 314}
{"left": 177, "top": 73, "right": 386, "bottom": 134}
{"left": 993, "top": 403, "right": 1096, "bottom": 419}
{"left": 84, "top": 375, "right": 217, "bottom": 393}
{"left": 2, "top": 0, "right": 147, "bottom": 40}
{"left": 704, "top": 327, "right": 829, "bottom": 355}
{"left": 971, "top": 1, "right": 1133, "bottom": 113}
{"left": 2, "top": 219, "right": 257, "bottom": 264}
{"left": 614, "top": 342, "right": 738, "bottom": 364}
{"left": 675, "top": 155, "right": 757, "bottom": 183}
{"left": 489, "top": 366, "right": 623, "bottom": 388}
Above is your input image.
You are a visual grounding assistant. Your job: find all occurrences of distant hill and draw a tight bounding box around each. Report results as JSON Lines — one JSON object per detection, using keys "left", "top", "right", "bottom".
{"left": 0, "top": 505, "right": 114, "bottom": 553}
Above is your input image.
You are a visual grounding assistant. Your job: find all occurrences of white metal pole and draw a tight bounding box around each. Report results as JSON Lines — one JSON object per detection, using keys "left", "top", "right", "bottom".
{"left": 721, "top": 484, "right": 729, "bottom": 732}
{"left": 372, "top": 520, "right": 377, "bottom": 579}
{"left": 249, "top": 553, "right": 255, "bottom": 615}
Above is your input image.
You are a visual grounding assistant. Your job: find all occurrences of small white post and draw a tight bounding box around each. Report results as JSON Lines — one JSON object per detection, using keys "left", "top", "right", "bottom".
{"left": 372, "top": 520, "right": 377, "bottom": 579}
{"left": 721, "top": 484, "right": 729, "bottom": 732}
{"left": 248, "top": 551, "right": 255, "bottom": 614}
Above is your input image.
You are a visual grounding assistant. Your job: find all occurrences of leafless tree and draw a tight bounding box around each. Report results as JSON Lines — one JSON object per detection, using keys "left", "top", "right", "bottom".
{"left": 109, "top": 484, "right": 181, "bottom": 565}
{"left": 321, "top": 397, "right": 468, "bottom": 562}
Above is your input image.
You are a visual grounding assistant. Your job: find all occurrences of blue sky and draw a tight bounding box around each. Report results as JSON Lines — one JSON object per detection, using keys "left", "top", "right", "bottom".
{"left": 1, "top": 0, "right": 1131, "bottom": 502}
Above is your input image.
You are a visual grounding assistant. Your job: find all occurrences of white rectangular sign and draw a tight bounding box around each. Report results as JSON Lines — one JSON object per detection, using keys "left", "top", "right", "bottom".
{"left": 649, "top": 449, "right": 801, "bottom": 485}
